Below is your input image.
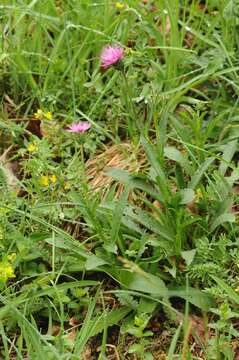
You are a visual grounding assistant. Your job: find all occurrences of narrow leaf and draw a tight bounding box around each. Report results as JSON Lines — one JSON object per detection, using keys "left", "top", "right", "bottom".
{"left": 211, "top": 276, "right": 239, "bottom": 304}
{"left": 189, "top": 157, "right": 214, "bottom": 189}
{"left": 219, "top": 140, "right": 237, "bottom": 175}
{"left": 111, "top": 185, "right": 130, "bottom": 245}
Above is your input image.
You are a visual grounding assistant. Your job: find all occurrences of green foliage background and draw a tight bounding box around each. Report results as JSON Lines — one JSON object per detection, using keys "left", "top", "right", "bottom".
{"left": 0, "top": 0, "right": 239, "bottom": 358}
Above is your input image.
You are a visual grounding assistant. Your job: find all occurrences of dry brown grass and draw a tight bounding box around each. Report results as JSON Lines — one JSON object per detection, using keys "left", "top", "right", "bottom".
{"left": 64, "top": 142, "right": 147, "bottom": 238}
{"left": 85, "top": 142, "right": 147, "bottom": 198}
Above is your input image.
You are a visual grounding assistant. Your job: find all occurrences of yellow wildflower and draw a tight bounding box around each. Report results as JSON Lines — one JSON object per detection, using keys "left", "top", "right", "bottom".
{"left": 27, "top": 143, "right": 38, "bottom": 153}
{"left": 45, "top": 111, "right": 53, "bottom": 120}
{"left": 34, "top": 109, "right": 43, "bottom": 120}
{"left": 0, "top": 262, "right": 15, "bottom": 282}
{"left": 125, "top": 47, "right": 134, "bottom": 55}
{"left": 7, "top": 253, "right": 16, "bottom": 262}
{"left": 116, "top": 2, "right": 124, "bottom": 9}
{"left": 195, "top": 189, "right": 203, "bottom": 202}
{"left": 50, "top": 175, "right": 57, "bottom": 184}
{"left": 64, "top": 182, "right": 71, "bottom": 190}
{"left": 40, "top": 175, "right": 49, "bottom": 187}
{"left": 5, "top": 265, "right": 14, "bottom": 277}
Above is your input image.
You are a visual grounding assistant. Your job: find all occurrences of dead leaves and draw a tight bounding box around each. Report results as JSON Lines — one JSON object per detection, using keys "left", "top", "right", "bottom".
{"left": 0, "top": 146, "right": 21, "bottom": 195}
{"left": 85, "top": 142, "right": 147, "bottom": 198}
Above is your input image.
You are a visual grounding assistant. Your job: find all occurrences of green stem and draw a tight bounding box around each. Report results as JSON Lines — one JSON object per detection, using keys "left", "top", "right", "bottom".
{"left": 121, "top": 70, "right": 140, "bottom": 140}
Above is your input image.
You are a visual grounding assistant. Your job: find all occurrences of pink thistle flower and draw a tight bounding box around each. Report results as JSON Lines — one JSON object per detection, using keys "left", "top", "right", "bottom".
{"left": 66, "top": 121, "right": 91, "bottom": 133}
{"left": 100, "top": 45, "right": 124, "bottom": 69}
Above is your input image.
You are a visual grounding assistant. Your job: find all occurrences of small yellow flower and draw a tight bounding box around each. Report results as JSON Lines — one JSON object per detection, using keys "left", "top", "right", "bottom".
{"left": 64, "top": 182, "right": 71, "bottom": 190}
{"left": 45, "top": 111, "right": 53, "bottom": 120}
{"left": 7, "top": 253, "right": 16, "bottom": 262}
{"left": 34, "top": 109, "right": 43, "bottom": 120}
{"left": 27, "top": 143, "right": 38, "bottom": 153}
{"left": 115, "top": 2, "right": 124, "bottom": 9}
{"left": 50, "top": 175, "right": 57, "bottom": 184}
{"left": 5, "top": 265, "right": 15, "bottom": 277}
{"left": 40, "top": 175, "right": 49, "bottom": 187}
{"left": 0, "top": 262, "right": 15, "bottom": 282}
{"left": 195, "top": 189, "right": 203, "bottom": 202}
{"left": 125, "top": 47, "right": 134, "bottom": 55}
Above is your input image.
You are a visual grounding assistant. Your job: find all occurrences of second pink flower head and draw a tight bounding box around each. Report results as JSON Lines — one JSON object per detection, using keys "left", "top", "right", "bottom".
{"left": 66, "top": 121, "right": 91, "bottom": 133}
{"left": 100, "top": 45, "right": 124, "bottom": 69}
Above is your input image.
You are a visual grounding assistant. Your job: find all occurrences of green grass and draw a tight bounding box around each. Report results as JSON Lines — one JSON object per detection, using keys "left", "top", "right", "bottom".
{"left": 1, "top": 0, "right": 239, "bottom": 358}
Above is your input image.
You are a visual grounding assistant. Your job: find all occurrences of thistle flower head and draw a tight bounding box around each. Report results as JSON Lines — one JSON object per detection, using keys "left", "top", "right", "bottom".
{"left": 100, "top": 45, "right": 124, "bottom": 69}
{"left": 66, "top": 121, "right": 91, "bottom": 133}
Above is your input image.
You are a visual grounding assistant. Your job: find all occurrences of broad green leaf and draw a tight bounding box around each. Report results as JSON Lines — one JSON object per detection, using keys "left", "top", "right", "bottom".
{"left": 164, "top": 146, "right": 192, "bottom": 175}
{"left": 105, "top": 168, "right": 131, "bottom": 185}
{"left": 106, "top": 168, "right": 161, "bottom": 200}
{"left": 85, "top": 255, "right": 108, "bottom": 270}
{"left": 125, "top": 206, "right": 174, "bottom": 242}
{"left": 45, "top": 236, "right": 70, "bottom": 249}
{"left": 118, "top": 269, "right": 168, "bottom": 297}
{"left": 65, "top": 262, "right": 86, "bottom": 272}
{"left": 181, "top": 249, "right": 196, "bottom": 266}
{"left": 45, "top": 236, "right": 106, "bottom": 270}
{"left": 103, "top": 242, "right": 117, "bottom": 254}
{"left": 168, "top": 287, "right": 213, "bottom": 311}
{"left": 179, "top": 188, "right": 195, "bottom": 205}
{"left": 121, "top": 216, "right": 142, "bottom": 234}
{"left": 211, "top": 276, "right": 239, "bottom": 304}
{"left": 128, "top": 177, "right": 161, "bottom": 199}
{"left": 137, "top": 298, "right": 157, "bottom": 314}
{"left": 90, "top": 307, "right": 131, "bottom": 337}
{"left": 210, "top": 213, "right": 235, "bottom": 232}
